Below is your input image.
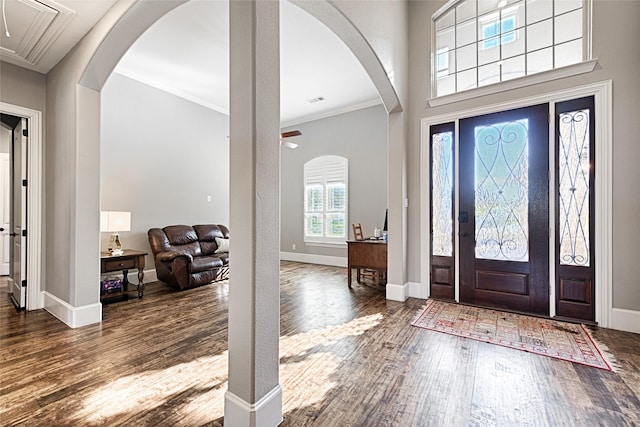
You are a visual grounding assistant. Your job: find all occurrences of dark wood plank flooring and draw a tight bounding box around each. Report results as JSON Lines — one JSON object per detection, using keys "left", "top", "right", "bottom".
{"left": 1, "top": 261, "right": 639, "bottom": 426}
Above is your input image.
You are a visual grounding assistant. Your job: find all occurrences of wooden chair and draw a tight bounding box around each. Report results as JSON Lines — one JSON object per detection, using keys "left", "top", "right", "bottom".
{"left": 352, "top": 223, "right": 364, "bottom": 241}
{"left": 351, "top": 223, "right": 381, "bottom": 284}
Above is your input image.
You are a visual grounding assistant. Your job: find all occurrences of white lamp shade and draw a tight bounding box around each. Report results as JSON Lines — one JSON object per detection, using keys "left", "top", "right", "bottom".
{"left": 100, "top": 211, "right": 131, "bottom": 233}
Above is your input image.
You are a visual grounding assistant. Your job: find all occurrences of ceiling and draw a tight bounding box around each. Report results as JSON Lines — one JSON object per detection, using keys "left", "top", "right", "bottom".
{"left": 0, "top": 0, "right": 381, "bottom": 126}
{"left": 0, "top": 0, "right": 117, "bottom": 73}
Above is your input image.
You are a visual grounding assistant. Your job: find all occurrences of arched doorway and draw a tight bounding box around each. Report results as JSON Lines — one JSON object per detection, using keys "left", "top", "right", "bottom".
{"left": 75, "top": 0, "right": 406, "bottom": 324}
{"left": 71, "top": 0, "right": 405, "bottom": 424}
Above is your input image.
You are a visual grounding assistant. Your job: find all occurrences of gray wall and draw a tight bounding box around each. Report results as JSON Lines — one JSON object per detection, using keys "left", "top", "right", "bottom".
{"left": 0, "top": 126, "right": 9, "bottom": 153}
{"left": 44, "top": 0, "right": 173, "bottom": 308}
{"left": 407, "top": 0, "right": 640, "bottom": 311}
{"left": 100, "top": 73, "right": 230, "bottom": 271}
{"left": 0, "top": 61, "right": 46, "bottom": 113}
{"left": 9, "top": 0, "right": 637, "bottom": 322}
{"left": 280, "top": 104, "right": 388, "bottom": 259}
{"left": 0, "top": 60, "right": 46, "bottom": 300}
{"left": 102, "top": 73, "right": 386, "bottom": 265}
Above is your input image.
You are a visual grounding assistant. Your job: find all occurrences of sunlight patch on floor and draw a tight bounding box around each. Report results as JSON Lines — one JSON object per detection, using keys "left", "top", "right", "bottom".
{"left": 280, "top": 313, "right": 383, "bottom": 411}
{"left": 72, "top": 313, "right": 382, "bottom": 424}
{"left": 72, "top": 352, "right": 228, "bottom": 425}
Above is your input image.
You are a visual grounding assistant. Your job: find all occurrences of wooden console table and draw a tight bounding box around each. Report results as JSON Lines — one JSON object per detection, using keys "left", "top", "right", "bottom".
{"left": 347, "top": 240, "right": 387, "bottom": 287}
{"left": 100, "top": 249, "right": 147, "bottom": 301}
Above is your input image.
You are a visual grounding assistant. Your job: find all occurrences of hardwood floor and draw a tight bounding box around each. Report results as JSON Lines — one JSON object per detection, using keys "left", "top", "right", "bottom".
{"left": 1, "top": 261, "right": 639, "bottom": 426}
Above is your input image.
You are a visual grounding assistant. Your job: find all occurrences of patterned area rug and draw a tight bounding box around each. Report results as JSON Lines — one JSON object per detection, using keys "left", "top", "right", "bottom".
{"left": 412, "top": 299, "right": 612, "bottom": 371}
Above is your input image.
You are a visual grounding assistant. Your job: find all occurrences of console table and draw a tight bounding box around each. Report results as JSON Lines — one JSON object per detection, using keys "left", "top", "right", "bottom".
{"left": 347, "top": 239, "right": 387, "bottom": 287}
{"left": 100, "top": 249, "right": 147, "bottom": 301}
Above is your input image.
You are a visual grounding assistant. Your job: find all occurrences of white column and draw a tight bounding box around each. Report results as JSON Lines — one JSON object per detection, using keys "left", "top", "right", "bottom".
{"left": 225, "top": 1, "right": 282, "bottom": 426}
{"left": 386, "top": 111, "right": 408, "bottom": 301}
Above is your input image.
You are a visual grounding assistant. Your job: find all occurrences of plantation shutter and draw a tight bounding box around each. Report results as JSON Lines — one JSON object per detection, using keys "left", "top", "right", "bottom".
{"left": 303, "top": 156, "right": 348, "bottom": 244}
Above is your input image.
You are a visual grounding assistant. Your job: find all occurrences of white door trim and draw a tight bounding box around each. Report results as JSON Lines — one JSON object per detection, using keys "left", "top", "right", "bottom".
{"left": 0, "top": 152, "right": 9, "bottom": 275}
{"left": 0, "top": 102, "right": 44, "bottom": 311}
{"left": 420, "top": 80, "right": 613, "bottom": 327}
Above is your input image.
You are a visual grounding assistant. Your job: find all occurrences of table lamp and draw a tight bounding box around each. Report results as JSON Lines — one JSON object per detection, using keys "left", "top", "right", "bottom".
{"left": 100, "top": 211, "right": 131, "bottom": 256}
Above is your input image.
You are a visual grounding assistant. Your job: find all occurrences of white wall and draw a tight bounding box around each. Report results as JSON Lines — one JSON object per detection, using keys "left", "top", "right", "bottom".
{"left": 407, "top": 0, "right": 640, "bottom": 313}
{"left": 100, "top": 73, "right": 229, "bottom": 270}
{"left": 280, "top": 104, "right": 388, "bottom": 260}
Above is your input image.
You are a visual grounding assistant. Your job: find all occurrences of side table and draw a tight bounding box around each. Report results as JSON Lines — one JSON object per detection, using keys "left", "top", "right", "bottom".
{"left": 346, "top": 239, "right": 387, "bottom": 287}
{"left": 100, "top": 249, "right": 147, "bottom": 302}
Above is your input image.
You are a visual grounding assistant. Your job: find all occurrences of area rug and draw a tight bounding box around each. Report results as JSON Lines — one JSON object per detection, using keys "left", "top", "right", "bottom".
{"left": 411, "top": 299, "right": 612, "bottom": 371}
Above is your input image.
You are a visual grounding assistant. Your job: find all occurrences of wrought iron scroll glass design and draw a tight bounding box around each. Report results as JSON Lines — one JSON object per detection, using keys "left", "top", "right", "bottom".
{"left": 558, "top": 109, "right": 590, "bottom": 266}
{"left": 432, "top": 131, "right": 454, "bottom": 256}
{"left": 475, "top": 119, "right": 529, "bottom": 261}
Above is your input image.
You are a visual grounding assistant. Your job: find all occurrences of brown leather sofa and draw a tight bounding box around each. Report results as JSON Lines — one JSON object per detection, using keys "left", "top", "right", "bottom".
{"left": 148, "top": 224, "right": 229, "bottom": 289}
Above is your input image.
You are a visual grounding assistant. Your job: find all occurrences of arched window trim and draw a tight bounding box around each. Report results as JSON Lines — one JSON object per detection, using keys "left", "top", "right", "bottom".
{"left": 430, "top": 0, "right": 595, "bottom": 106}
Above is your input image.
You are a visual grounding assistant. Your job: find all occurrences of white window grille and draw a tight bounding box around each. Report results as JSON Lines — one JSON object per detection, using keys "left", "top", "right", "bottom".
{"left": 433, "top": 0, "right": 590, "bottom": 97}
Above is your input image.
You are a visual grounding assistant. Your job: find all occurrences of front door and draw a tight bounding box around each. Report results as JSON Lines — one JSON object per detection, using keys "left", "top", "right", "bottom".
{"left": 459, "top": 104, "right": 549, "bottom": 315}
{"left": 9, "top": 118, "right": 27, "bottom": 309}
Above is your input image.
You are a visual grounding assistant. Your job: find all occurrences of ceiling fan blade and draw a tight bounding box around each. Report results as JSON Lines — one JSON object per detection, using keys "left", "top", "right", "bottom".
{"left": 280, "top": 130, "right": 302, "bottom": 139}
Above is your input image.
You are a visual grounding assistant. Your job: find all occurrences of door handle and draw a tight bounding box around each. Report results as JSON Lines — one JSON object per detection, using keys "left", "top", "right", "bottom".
{"left": 0, "top": 227, "right": 3, "bottom": 232}
{"left": 459, "top": 231, "right": 471, "bottom": 237}
{"left": 9, "top": 232, "right": 17, "bottom": 237}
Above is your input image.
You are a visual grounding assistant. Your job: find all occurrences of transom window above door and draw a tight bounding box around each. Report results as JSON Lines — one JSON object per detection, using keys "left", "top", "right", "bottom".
{"left": 433, "top": 0, "right": 591, "bottom": 97}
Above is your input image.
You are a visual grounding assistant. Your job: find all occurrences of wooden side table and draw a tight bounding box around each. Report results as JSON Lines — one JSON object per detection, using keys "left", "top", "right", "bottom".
{"left": 346, "top": 240, "right": 387, "bottom": 287}
{"left": 100, "top": 249, "right": 147, "bottom": 302}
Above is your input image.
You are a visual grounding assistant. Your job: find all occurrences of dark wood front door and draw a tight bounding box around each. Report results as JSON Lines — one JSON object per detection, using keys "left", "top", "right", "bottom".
{"left": 459, "top": 104, "right": 549, "bottom": 315}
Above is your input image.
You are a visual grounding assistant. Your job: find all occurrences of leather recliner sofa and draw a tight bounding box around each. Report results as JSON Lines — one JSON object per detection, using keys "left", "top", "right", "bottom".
{"left": 148, "top": 224, "right": 229, "bottom": 289}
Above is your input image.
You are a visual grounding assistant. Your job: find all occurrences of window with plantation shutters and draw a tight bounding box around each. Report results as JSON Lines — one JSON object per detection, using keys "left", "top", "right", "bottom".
{"left": 304, "top": 155, "right": 348, "bottom": 244}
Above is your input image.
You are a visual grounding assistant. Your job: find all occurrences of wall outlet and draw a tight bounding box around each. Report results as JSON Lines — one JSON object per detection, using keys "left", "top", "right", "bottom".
{"left": 292, "top": 244, "right": 296, "bottom": 250}
{"left": 207, "top": 195, "right": 212, "bottom": 202}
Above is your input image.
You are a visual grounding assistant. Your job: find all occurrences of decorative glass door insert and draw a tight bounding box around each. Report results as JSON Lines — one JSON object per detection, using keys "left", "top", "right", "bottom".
{"left": 474, "top": 118, "right": 530, "bottom": 262}
{"left": 558, "top": 108, "right": 591, "bottom": 267}
{"left": 432, "top": 130, "right": 454, "bottom": 257}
